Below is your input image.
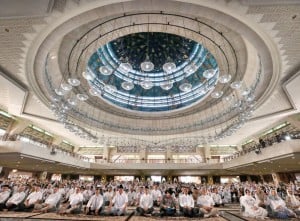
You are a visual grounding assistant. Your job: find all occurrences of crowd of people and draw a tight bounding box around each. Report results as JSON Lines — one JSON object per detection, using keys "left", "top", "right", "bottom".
{"left": 0, "top": 177, "right": 299, "bottom": 219}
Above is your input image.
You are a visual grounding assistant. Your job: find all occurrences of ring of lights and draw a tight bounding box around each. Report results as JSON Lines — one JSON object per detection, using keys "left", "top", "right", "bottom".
{"left": 26, "top": 0, "right": 281, "bottom": 143}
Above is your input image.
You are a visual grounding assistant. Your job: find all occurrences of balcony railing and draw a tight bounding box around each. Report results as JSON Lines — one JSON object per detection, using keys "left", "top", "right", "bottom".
{"left": 109, "top": 158, "right": 203, "bottom": 164}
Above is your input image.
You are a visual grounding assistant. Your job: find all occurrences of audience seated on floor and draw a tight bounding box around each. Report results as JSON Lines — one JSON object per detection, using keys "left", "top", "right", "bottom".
{"left": 0, "top": 176, "right": 299, "bottom": 220}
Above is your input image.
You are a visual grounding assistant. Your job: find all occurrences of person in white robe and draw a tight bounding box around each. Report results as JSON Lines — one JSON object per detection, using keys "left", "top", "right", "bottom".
{"left": 136, "top": 186, "right": 153, "bottom": 216}
{"left": 109, "top": 185, "right": 128, "bottom": 216}
{"left": 33, "top": 185, "right": 61, "bottom": 213}
{"left": 0, "top": 185, "right": 11, "bottom": 211}
{"left": 240, "top": 189, "right": 268, "bottom": 219}
{"left": 85, "top": 187, "right": 104, "bottom": 215}
{"left": 268, "top": 189, "right": 297, "bottom": 219}
{"left": 5, "top": 185, "right": 26, "bottom": 211}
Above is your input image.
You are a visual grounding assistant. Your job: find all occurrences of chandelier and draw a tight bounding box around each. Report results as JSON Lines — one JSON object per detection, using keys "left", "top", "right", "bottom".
{"left": 44, "top": 12, "right": 260, "bottom": 146}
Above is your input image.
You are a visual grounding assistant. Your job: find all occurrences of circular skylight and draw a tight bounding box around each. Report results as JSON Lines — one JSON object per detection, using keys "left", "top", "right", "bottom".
{"left": 86, "top": 32, "right": 219, "bottom": 112}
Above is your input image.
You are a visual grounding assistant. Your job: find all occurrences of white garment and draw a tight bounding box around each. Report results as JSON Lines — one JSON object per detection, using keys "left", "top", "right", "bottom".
{"left": 45, "top": 192, "right": 61, "bottom": 207}
{"left": 139, "top": 193, "right": 153, "bottom": 208}
{"left": 211, "top": 192, "right": 222, "bottom": 204}
{"left": 26, "top": 191, "right": 43, "bottom": 205}
{"left": 197, "top": 194, "right": 215, "bottom": 207}
{"left": 87, "top": 194, "right": 103, "bottom": 210}
{"left": 6, "top": 191, "right": 26, "bottom": 205}
{"left": 151, "top": 189, "right": 162, "bottom": 201}
{"left": 0, "top": 190, "right": 10, "bottom": 203}
{"left": 103, "top": 191, "right": 113, "bottom": 202}
{"left": 179, "top": 193, "right": 194, "bottom": 208}
{"left": 240, "top": 195, "right": 268, "bottom": 219}
{"left": 112, "top": 192, "right": 128, "bottom": 209}
{"left": 69, "top": 192, "right": 83, "bottom": 207}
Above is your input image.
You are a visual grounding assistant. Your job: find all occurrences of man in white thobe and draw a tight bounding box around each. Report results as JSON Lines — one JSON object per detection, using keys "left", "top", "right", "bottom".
{"left": 109, "top": 185, "right": 128, "bottom": 216}
{"left": 85, "top": 187, "right": 104, "bottom": 215}
{"left": 136, "top": 186, "right": 153, "bottom": 216}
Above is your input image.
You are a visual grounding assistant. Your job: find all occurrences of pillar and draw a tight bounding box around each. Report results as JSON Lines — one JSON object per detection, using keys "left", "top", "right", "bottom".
{"left": 166, "top": 147, "right": 172, "bottom": 162}
{"left": 6, "top": 119, "right": 30, "bottom": 140}
{"left": 204, "top": 145, "right": 211, "bottom": 163}
{"left": 139, "top": 146, "right": 147, "bottom": 162}
{"left": 208, "top": 175, "right": 213, "bottom": 184}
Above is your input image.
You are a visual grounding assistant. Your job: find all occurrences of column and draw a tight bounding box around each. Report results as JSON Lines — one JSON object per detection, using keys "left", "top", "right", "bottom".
{"left": 204, "top": 145, "right": 211, "bottom": 163}
{"left": 166, "top": 147, "right": 172, "bottom": 162}
{"left": 139, "top": 146, "right": 147, "bottom": 163}
{"left": 6, "top": 119, "right": 31, "bottom": 140}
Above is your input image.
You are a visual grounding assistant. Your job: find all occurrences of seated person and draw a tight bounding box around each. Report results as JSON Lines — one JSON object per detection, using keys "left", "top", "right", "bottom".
{"left": 197, "top": 188, "right": 219, "bottom": 218}
{"left": 286, "top": 189, "right": 300, "bottom": 216}
{"left": 211, "top": 187, "right": 224, "bottom": 207}
{"left": 240, "top": 189, "right": 268, "bottom": 219}
{"left": 103, "top": 187, "right": 113, "bottom": 206}
{"left": 160, "top": 189, "right": 176, "bottom": 217}
{"left": 58, "top": 186, "right": 83, "bottom": 214}
{"left": 151, "top": 183, "right": 162, "bottom": 207}
{"left": 254, "top": 187, "right": 268, "bottom": 209}
{"left": 5, "top": 185, "right": 26, "bottom": 211}
{"left": 20, "top": 184, "right": 43, "bottom": 211}
{"left": 109, "top": 185, "right": 128, "bottom": 216}
{"left": 0, "top": 185, "right": 11, "bottom": 211}
{"left": 179, "top": 186, "right": 198, "bottom": 218}
{"left": 85, "top": 186, "right": 104, "bottom": 215}
{"left": 33, "top": 185, "right": 61, "bottom": 213}
{"left": 136, "top": 186, "right": 153, "bottom": 216}
{"left": 268, "top": 189, "right": 297, "bottom": 219}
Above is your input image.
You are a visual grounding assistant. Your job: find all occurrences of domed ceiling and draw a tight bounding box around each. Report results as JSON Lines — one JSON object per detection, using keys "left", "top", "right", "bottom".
{"left": 26, "top": 0, "right": 279, "bottom": 146}
{"left": 87, "top": 32, "right": 219, "bottom": 112}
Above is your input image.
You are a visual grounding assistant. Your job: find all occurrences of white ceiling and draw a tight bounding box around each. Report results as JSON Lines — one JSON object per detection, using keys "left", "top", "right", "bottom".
{"left": 0, "top": 0, "right": 299, "bottom": 151}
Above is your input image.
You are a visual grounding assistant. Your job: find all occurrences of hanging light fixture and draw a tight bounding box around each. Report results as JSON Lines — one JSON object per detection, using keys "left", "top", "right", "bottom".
{"left": 82, "top": 71, "right": 95, "bottom": 80}
{"left": 119, "top": 62, "right": 133, "bottom": 74}
{"left": 68, "top": 78, "right": 81, "bottom": 86}
{"left": 99, "top": 66, "right": 113, "bottom": 75}
{"left": 140, "top": 55, "right": 154, "bottom": 72}
{"left": 77, "top": 93, "right": 89, "bottom": 101}
{"left": 121, "top": 81, "right": 134, "bottom": 90}
{"left": 218, "top": 74, "right": 232, "bottom": 84}
{"left": 179, "top": 82, "right": 192, "bottom": 92}
{"left": 60, "top": 83, "right": 72, "bottom": 91}
{"left": 184, "top": 63, "right": 197, "bottom": 75}
{"left": 140, "top": 79, "right": 153, "bottom": 90}
{"left": 160, "top": 81, "right": 173, "bottom": 90}
{"left": 203, "top": 68, "right": 217, "bottom": 79}
{"left": 211, "top": 90, "right": 223, "bottom": 99}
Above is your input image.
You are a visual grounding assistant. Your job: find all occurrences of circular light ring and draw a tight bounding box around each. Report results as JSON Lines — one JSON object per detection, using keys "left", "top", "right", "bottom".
{"left": 99, "top": 66, "right": 113, "bottom": 75}
{"left": 77, "top": 93, "right": 89, "bottom": 101}
{"left": 140, "top": 61, "right": 154, "bottom": 72}
{"left": 61, "top": 83, "right": 72, "bottom": 91}
{"left": 223, "top": 95, "right": 233, "bottom": 102}
{"left": 121, "top": 81, "right": 134, "bottom": 90}
{"left": 179, "top": 83, "right": 192, "bottom": 92}
{"left": 162, "top": 62, "right": 176, "bottom": 73}
{"left": 218, "top": 74, "right": 232, "bottom": 84}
